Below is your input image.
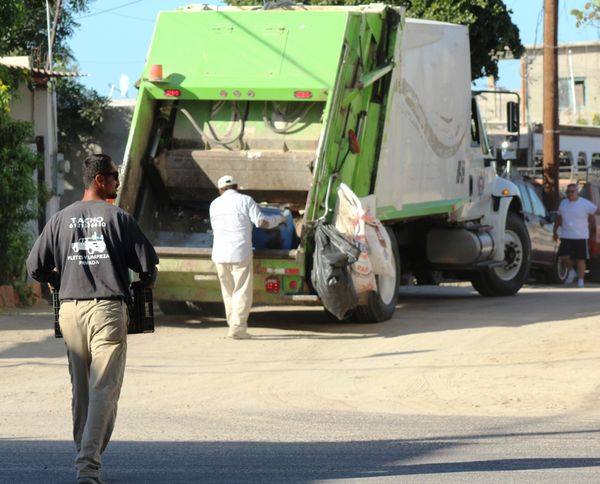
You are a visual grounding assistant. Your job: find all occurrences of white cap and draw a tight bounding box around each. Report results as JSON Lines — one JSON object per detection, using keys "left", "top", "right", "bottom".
{"left": 217, "top": 175, "right": 237, "bottom": 189}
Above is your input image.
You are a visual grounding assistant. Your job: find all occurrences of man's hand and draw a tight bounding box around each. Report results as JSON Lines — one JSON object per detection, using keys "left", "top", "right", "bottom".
{"left": 553, "top": 232, "right": 559, "bottom": 242}
{"left": 139, "top": 270, "right": 157, "bottom": 289}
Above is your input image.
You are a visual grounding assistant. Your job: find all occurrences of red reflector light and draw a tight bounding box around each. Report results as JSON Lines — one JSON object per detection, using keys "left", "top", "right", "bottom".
{"left": 164, "top": 89, "right": 181, "bottom": 97}
{"left": 265, "top": 278, "right": 280, "bottom": 293}
{"left": 289, "top": 280, "right": 298, "bottom": 289}
{"left": 294, "top": 90, "right": 313, "bottom": 99}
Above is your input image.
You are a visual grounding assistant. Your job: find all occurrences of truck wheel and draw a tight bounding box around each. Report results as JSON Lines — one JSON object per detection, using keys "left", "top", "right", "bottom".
{"left": 354, "top": 228, "right": 400, "bottom": 323}
{"left": 545, "top": 256, "right": 568, "bottom": 284}
{"left": 157, "top": 300, "right": 189, "bottom": 315}
{"left": 471, "top": 212, "right": 531, "bottom": 297}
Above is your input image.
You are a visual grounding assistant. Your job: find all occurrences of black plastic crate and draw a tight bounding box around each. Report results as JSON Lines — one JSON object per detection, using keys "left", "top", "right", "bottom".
{"left": 127, "top": 281, "right": 155, "bottom": 334}
{"left": 52, "top": 283, "right": 154, "bottom": 338}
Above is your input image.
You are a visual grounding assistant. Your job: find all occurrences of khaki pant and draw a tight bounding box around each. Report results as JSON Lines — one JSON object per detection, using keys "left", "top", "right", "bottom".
{"left": 59, "top": 299, "right": 128, "bottom": 479}
{"left": 215, "top": 256, "right": 253, "bottom": 336}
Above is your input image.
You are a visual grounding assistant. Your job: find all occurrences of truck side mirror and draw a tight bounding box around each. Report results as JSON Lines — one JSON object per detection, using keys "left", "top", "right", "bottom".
{"left": 507, "top": 101, "right": 519, "bottom": 133}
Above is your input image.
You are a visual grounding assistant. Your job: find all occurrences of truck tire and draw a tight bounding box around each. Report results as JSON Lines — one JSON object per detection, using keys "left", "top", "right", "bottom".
{"left": 157, "top": 300, "right": 189, "bottom": 315}
{"left": 545, "top": 256, "right": 568, "bottom": 284}
{"left": 354, "top": 228, "right": 400, "bottom": 323}
{"left": 471, "top": 212, "right": 531, "bottom": 297}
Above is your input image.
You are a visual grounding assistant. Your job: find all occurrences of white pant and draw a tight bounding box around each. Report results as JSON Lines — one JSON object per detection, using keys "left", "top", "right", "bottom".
{"left": 215, "top": 256, "right": 253, "bottom": 335}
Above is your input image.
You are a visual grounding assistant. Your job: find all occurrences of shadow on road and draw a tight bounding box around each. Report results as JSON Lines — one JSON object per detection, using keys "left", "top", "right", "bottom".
{"left": 3, "top": 429, "right": 600, "bottom": 483}
{"left": 155, "top": 284, "right": 600, "bottom": 339}
{"left": 4, "top": 285, "right": 600, "bottom": 354}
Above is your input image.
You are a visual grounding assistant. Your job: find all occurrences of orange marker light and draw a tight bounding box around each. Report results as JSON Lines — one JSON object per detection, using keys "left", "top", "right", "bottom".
{"left": 149, "top": 64, "right": 163, "bottom": 82}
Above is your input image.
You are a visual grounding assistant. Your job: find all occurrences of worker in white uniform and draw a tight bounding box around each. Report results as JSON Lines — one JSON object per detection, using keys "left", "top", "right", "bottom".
{"left": 210, "top": 175, "right": 287, "bottom": 339}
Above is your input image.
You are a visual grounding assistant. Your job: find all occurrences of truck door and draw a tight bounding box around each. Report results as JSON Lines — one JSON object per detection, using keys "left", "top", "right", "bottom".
{"left": 526, "top": 183, "right": 555, "bottom": 265}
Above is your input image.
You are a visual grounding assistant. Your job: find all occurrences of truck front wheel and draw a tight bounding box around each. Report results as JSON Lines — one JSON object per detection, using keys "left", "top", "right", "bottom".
{"left": 354, "top": 227, "right": 400, "bottom": 322}
{"left": 471, "top": 212, "right": 531, "bottom": 297}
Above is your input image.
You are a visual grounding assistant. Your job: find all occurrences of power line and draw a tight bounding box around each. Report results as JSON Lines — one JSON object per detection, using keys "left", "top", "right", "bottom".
{"left": 77, "top": 0, "right": 146, "bottom": 20}
{"left": 106, "top": 11, "right": 153, "bottom": 22}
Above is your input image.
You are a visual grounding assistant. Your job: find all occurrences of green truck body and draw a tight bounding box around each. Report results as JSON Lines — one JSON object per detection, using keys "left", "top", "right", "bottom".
{"left": 118, "top": 4, "right": 528, "bottom": 321}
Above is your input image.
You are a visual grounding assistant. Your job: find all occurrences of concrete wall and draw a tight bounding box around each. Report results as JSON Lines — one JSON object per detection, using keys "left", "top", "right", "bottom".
{"left": 524, "top": 41, "right": 600, "bottom": 126}
{"left": 9, "top": 82, "right": 49, "bottom": 137}
{"left": 60, "top": 99, "right": 135, "bottom": 208}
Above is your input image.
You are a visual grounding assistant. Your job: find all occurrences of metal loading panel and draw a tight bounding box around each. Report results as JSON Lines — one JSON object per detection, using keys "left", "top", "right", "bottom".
{"left": 153, "top": 149, "right": 315, "bottom": 203}
{"left": 143, "top": 10, "right": 349, "bottom": 97}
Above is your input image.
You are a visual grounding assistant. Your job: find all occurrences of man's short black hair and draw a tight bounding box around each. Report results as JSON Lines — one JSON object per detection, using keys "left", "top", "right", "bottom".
{"left": 83, "top": 154, "right": 113, "bottom": 187}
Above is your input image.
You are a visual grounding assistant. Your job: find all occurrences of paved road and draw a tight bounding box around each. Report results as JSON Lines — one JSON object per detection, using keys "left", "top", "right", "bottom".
{"left": 2, "top": 414, "right": 600, "bottom": 483}
{"left": 1, "top": 283, "right": 600, "bottom": 483}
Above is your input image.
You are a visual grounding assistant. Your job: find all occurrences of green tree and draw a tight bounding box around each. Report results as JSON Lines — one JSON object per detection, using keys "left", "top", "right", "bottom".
{"left": 0, "top": 1, "right": 106, "bottom": 288}
{"left": 0, "top": 77, "right": 44, "bottom": 285}
{"left": 407, "top": 0, "right": 523, "bottom": 80}
{"left": 224, "top": 0, "right": 523, "bottom": 81}
{"left": 572, "top": 0, "right": 600, "bottom": 28}
{"left": 0, "top": 1, "right": 108, "bottom": 148}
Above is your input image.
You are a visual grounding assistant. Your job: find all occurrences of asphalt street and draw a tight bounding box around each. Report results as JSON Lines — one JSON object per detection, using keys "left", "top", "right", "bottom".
{"left": 2, "top": 414, "right": 600, "bottom": 483}
{"left": 2, "top": 283, "right": 600, "bottom": 483}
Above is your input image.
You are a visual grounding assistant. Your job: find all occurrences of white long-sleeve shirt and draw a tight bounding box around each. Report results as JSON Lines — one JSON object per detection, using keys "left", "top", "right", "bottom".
{"left": 209, "top": 190, "right": 282, "bottom": 263}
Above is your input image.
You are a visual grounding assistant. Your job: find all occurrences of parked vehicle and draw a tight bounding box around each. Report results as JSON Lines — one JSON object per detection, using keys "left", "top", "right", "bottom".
{"left": 118, "top": 4, "right": 529, "bottom": 322}
{"left": 509, "top": 175, "right": 567, "bottom": 283}
{"left": 578, "top": 179, "right": 600, "bottom": 281}
{"left": 515, "top": 166, "right": 600, "bottom": 282}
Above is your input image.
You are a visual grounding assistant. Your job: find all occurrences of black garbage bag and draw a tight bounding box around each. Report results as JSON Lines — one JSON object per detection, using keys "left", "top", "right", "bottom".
{"left": 311, "top": 221, "right": 361, "bottom": 320}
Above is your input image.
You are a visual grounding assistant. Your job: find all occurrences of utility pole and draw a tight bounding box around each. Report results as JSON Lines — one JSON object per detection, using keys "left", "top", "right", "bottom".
{"left": 543, "top": 0, "right": 559, "bottom": 210}
{"left": 44, "top": 0, "right": 62, "bottom": 219}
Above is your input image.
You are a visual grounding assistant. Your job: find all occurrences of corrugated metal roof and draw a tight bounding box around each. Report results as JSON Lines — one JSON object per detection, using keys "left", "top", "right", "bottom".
{"left": 0, "top": 57, "right": 84, "bottom": 77}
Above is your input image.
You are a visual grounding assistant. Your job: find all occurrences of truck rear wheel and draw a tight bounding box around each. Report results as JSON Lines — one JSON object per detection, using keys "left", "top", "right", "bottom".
{"left": 354, "top": 228, "right": 400, "bottom": 323}
{"left": 471, "top": 212, "right": 531, "bottom": 297}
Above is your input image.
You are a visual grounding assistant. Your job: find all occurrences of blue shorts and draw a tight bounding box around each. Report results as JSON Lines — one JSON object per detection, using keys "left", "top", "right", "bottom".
{"left": 558, "top": 238, "right": 589, "bottom": 261}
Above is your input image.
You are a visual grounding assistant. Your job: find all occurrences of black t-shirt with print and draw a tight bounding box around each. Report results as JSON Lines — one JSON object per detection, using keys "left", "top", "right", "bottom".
{"left": 27, "top": 200, "right": 158, "bottom": 300}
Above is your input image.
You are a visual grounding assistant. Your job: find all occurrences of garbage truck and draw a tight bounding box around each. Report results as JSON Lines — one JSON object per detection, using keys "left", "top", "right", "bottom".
{"left": 117, "top": 3, "right": 529, "bottom": 322}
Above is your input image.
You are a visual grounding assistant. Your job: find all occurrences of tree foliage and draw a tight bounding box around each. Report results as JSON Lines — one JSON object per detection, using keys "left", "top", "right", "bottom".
{"left": 0, "top": 1, "right": 106, "bottom": 285}
{"left": 0, "top": 0, "right": 89, "bottom": 63}
{"left": 0, "top": 81, "right": 44, "bottom": 285}
{"left": 224, "top": 0, "right": 523, "bottom": 81}
{"left": 0, "top": 0, "right": 108, "bottom": 148}
{"left": 407, "top": 0, "right": 523, "bottom": 80}
{"left": 572, "top": 0, "right": 600, "bottom": 28}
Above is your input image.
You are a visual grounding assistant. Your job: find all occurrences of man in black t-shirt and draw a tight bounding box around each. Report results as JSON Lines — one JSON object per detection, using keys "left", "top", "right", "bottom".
{"left": 27, "top": 154, "right": 158, "bottom": 484}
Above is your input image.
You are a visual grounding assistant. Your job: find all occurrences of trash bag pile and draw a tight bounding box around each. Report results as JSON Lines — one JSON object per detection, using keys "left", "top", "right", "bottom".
{"left": 310, "top": 220, "right": 361, "bottom": 320}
